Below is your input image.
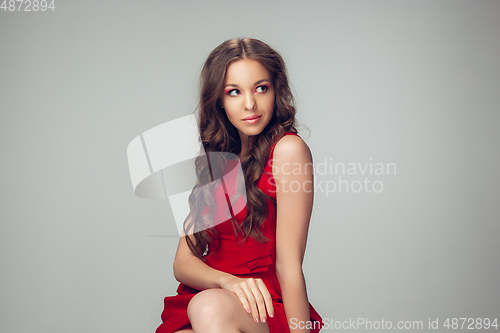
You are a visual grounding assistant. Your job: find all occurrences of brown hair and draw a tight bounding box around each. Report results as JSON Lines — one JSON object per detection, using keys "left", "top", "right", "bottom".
{"left": 184, "top": 37, "right": 298, "bottom": 259}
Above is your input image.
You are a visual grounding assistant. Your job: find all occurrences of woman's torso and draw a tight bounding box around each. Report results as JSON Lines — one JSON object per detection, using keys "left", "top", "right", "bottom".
{"left": 200, "top": 132, "right": 299, "bottom": 300}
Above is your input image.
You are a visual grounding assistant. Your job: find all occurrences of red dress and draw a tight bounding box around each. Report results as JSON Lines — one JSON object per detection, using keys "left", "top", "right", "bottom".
{"left": 155, "top": 132, "right": 324, "bottom": 333}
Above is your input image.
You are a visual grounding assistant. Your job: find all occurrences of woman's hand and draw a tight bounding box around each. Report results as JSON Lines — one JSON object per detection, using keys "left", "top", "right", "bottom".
{"left": 219, "top": 275, "right": 275, "bottom": 323}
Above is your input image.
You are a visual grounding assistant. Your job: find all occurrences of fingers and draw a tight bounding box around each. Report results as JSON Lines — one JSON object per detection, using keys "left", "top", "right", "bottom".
{"left": 246, "top": 278, "right": 270, "bottom": 323}
{"left": 255, "top": 278, "right": 274, "bottom": 318}
{"left": 232, "top": 283, "right": 252, "bottom": 314}
{"left": 234, "top": 278, "right": 274, "bottom": 323}
{"left": 239, "top": 280, "right": 261, "bottom": 323}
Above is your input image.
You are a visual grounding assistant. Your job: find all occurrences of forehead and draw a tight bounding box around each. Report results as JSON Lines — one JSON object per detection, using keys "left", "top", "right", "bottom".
{"left": 224, "top": 59, "right": 271, "bottom": 84}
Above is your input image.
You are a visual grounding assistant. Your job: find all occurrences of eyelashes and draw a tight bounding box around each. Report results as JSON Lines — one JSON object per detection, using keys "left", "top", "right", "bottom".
{"left": 255, "top": 83, "right": 270, "bottom": 94}
{"left": 224, "top": 88, "right": 241, "bottom": 96}
{"left": 224, "top": 83, "right": 271, "bottom": 96}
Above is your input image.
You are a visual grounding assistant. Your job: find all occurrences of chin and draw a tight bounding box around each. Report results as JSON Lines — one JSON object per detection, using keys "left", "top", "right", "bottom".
{"left": 246, "top": 128, "right": 265, "bottom": 136}
{"left": 232, "top": 115, "right": 272, "bottom": 139}
{"left": 240, "top": 124, "right": 268, "bottom": 136}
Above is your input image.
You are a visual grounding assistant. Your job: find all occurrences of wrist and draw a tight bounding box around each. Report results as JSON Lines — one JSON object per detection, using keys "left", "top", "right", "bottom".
{"left": 216, "top": 273, "right": 234, "bottom": 289}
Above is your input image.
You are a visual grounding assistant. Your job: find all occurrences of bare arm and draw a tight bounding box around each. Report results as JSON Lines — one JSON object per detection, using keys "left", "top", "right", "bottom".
{"left": 273, "top": 135, "right": 314, "bottom": 333}
{"left": 173, "top": 233, "right": 233, "bottom": 290}
{"left": 173, "top": 229, "right": 275, "bottom": 323}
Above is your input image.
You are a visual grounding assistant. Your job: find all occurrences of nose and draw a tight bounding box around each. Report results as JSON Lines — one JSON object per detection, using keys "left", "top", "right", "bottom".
{"left": 244, "top": 93, "right": 256, "bottom": 111}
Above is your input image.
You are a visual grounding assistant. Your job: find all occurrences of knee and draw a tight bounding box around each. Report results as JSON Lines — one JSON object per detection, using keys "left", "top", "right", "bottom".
{"left": 187, "top": 289, "right": 236, "bottom": 322}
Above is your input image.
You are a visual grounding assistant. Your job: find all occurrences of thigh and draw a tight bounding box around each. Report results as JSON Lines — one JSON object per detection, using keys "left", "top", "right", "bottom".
{"left": 188, "top": 288, "right": 270, "bottom": 333}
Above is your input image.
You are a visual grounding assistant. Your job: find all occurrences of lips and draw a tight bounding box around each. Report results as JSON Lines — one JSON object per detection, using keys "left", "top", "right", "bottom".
{"left": 242, "top": 115, "right": 261, "bottom": 125}
{"left": 242, "top": 115, "right": 261, "bottom": 121}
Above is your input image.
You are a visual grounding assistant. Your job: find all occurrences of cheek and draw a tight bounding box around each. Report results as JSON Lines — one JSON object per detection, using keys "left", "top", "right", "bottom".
{"left": 222, "top": 98, "right": 237, "bottom": 113}
{"left": 264, "top": 94, "right": 276, "bottom": 113}
{"left": 223, "top": 107, "right": 239, "bottom": 125}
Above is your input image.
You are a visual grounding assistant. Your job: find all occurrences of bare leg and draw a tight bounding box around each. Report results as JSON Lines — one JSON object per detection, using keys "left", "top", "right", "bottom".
{"left": 187, "top": 289, "right": 270, "bottom": 333}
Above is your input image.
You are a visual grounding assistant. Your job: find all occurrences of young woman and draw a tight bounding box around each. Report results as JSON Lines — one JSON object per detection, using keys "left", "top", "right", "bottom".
{"left": 156, "top": 38, "right": 323, "bottom": 333}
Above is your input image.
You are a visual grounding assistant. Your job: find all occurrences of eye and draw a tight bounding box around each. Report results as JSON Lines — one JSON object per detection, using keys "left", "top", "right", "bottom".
{"left": 225, "top": 88, "right": 241, "bottom": 97}
{"left": 255, "top": 84, "right": 269, "bottom": 94}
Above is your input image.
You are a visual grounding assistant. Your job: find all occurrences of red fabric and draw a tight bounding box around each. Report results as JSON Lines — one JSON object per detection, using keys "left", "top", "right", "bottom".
{"left": 156, "top": 132, "right": 324, "bottom": 333}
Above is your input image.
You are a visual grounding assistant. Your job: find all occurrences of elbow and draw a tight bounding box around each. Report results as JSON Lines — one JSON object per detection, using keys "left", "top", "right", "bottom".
{"left": 173, "top": 253, "right": 194, "bottom": 283}
{"left": 172, "top": 257, "right": 183, "bottom": 283}
{"left": 276, "top": 261, "right": 304, "bottom": 282}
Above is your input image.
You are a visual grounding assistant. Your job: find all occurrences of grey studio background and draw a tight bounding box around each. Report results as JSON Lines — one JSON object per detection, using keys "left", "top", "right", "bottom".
{"left": 1, "top": 1, "right": 499, "bottom": 332}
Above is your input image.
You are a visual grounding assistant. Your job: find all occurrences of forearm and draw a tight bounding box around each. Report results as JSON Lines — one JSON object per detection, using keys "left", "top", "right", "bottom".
{"left": 277, "top": 266, "right": 311, "bottom": 333}
{"left": 173, "top": 254, "right": 234, "bottom": 291}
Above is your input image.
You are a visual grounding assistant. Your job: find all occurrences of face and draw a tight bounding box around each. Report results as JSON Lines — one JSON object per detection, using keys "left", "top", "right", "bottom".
{"left": 221, "top": 59, "right": 275, "bottom": 144}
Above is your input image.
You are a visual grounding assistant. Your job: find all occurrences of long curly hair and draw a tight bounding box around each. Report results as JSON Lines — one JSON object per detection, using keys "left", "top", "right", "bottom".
{"left": 183, "top": 37, "right": 298, "bottom": 260}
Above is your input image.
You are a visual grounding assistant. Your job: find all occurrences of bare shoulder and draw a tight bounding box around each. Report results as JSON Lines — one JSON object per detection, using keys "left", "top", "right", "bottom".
{"left": 273, "top": 134, "right": 312, "bottom": 162}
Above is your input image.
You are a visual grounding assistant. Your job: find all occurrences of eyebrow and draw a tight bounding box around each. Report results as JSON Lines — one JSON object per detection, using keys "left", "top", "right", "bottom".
{"left": 224, "top": 79, "right": 270, "bottom": 88}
